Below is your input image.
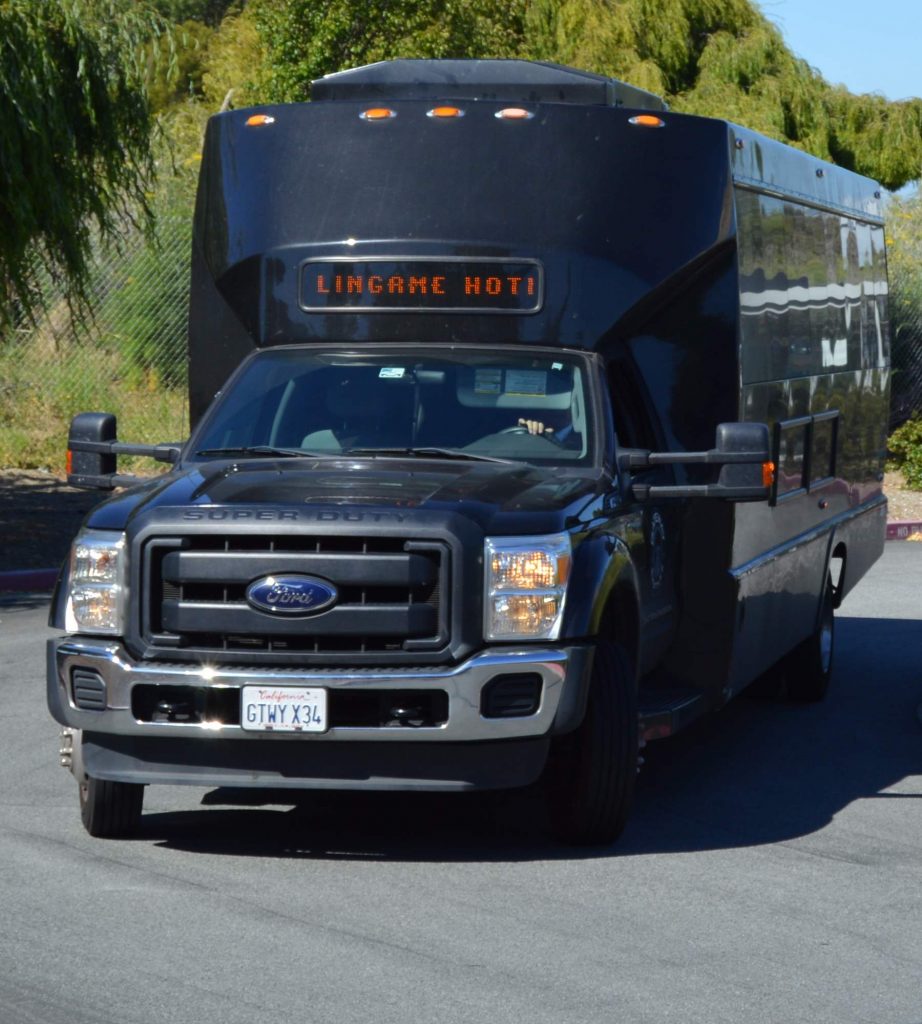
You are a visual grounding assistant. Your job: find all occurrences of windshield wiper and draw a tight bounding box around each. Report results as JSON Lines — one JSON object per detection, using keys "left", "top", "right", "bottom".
{"left": 341, "top": 446, "right": 514, "bottom": 464}
{"left": 194, "top": 445, "right": 336, "bottom": 459}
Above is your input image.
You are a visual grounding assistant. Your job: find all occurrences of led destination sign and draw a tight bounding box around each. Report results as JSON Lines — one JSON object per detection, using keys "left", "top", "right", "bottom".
{"left": 300, "top": 259, "right": 543, "bottom": 313}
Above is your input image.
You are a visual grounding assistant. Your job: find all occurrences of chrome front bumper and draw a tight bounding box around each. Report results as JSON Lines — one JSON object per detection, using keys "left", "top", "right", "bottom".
{"left": 47, "top": 638, "right": 593, "bottom": 744}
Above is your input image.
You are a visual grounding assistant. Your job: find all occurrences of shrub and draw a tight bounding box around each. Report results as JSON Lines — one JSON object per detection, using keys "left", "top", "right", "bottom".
{"left": 888, "top": 418, "right": 922, "bottom": 490}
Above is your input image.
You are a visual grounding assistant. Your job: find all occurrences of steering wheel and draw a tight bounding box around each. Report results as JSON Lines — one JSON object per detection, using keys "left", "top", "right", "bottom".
{"left": 496, "top": 425, "right": 565, "bottom": 446}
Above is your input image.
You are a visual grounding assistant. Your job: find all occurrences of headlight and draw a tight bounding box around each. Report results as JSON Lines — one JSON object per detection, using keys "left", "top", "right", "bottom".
{"left": 64, "top": 529, "right": 127, "bottom": 635}
{"left": 484, "top": 534, "right": 571, "bottom": 640}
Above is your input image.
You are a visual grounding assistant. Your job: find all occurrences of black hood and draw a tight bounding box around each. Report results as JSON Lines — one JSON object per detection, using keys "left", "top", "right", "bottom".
{"left": 86, "top": 456, "right": 606, "bottom": 535}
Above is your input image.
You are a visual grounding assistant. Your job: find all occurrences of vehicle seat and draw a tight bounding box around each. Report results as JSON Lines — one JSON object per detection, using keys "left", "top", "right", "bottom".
{"left": 302, "top": 374, "right": 416, "bottom": 451}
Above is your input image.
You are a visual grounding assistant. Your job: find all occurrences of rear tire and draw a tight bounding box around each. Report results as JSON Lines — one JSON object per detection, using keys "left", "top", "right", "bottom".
{"left": 785, "top": 576, "right": 835, "bottom": 703}
{"left": 79, "top": 774, "right": 144, "bottom": 838}
{"left": 544, "top": 641, "right": 638, "bottom": 846}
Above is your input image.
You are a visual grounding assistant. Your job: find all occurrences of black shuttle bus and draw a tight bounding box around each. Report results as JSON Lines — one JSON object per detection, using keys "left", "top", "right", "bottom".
{"left": 51, "top": 60, "right": 890, "bottom": 844}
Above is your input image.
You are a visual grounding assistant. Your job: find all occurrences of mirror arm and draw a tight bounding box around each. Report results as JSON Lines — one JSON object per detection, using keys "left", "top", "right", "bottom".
{"left": 632, "top": 482, "right": 771, "bottom": 501}
{"left": 622, "top": 447, "right": 770, "bottom": 470}
{"left": 67, "top": 438, "right": 182, "bottom": 464}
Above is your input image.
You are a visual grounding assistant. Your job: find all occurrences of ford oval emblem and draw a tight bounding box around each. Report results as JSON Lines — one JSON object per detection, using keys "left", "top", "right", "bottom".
{"left": 245, "top": 575, "right": 338, "bottom": 616}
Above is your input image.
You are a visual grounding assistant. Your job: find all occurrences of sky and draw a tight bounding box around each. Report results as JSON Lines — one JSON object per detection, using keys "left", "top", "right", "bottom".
{"left": 759, "top": 0, "right": 922, "bottom": 101}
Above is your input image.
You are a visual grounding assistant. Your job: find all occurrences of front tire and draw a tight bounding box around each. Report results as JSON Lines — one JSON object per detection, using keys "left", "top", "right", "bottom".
{"left": 79, "top": 774, "right": 144, "bottom": 838}
{"left": 544, "top": 641, "right": 638, "bottom": 846}
{"left": 785, "top": 576, "right": 835, "bottom": 703}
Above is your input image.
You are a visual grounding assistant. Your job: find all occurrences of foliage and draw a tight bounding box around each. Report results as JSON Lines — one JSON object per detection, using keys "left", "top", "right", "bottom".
{"left": 825, "top": 90, "right": 922, "bottom": 193}
{"left": 0, "top": 0, "right": 173, "bottom": 332}
{"left": 885, "top": 193, "right": 922, "bottom": 426}
{"left": 887, "top": 418, "right": 922, "bottom": 490}
{"left": 145, "top": 18, "right": 213, "bottom": 111}
{"left": 200, "top": 5, "right": 266, "bottom": 109}
{"left": 97, "top": 215, "right": 192, "bottom": 391}
{"left": 251, "top": 0, "right": 526, "bottom": 102}
{"left": 0, "top": 331, "right": 186, "bottom": 470}
{"left": 151, "top": 0, "right": 237, "bottom": 26}
{"left": 91, "top": 104, "right": 200, "bottom": 391}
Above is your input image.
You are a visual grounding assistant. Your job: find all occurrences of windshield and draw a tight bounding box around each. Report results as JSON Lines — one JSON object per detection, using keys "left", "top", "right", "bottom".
{"left": 191, "top": 347, "right": 598, "bottom": 466}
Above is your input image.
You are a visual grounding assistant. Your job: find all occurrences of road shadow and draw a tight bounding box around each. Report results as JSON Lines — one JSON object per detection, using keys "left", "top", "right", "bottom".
{"left": 0, "top": 591, "right": 52, "bottom": 612}
{"left": 619, "top": 613, "right": 922, "bottom": 854}
{"left": 136, "top": 614, "right": 921, "bottom": 861}
{"left": 141, "top": 787, "right": 562, "bottom": 862}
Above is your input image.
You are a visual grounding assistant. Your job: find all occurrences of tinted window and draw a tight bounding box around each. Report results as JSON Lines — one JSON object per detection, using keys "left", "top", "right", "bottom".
{"left": 192, "top": 347, "right": 597, "bottom": 466}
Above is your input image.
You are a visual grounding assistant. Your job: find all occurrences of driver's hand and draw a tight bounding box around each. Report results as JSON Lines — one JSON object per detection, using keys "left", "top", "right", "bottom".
{"left": 518, "top": 418, "right": 554, "bottom": 435}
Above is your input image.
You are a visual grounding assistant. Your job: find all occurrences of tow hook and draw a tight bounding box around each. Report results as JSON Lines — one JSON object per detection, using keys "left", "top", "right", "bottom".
{"left": 153, "top": 699, "right": 196, "bottom": 723}
{"left": 388, "top": 705, "right": 426, "bottom": 727}
{"left": 59, "top": 728, "right": 74, "bottom": 770}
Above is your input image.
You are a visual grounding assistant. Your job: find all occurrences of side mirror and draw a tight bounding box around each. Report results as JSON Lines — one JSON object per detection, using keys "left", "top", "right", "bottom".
{"left": 67, "top": 412, "right": 182, "bottom": 490}
{"left": 713, "top": 422, "right": 773, "bottom": 498}
{"left": 623, "top": 422, "right": 774, "bottom": 502}
{"left": 67, "top": 412, "right": 118, "bottom": 488}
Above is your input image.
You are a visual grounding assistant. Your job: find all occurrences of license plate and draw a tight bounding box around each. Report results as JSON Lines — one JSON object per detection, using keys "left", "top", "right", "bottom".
{"left": 240, "top": 685, "right": 327, "bottom": 733}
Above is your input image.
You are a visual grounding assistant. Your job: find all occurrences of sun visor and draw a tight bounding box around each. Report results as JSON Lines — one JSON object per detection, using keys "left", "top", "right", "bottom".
{"left": 457, "top": 365, "right": 574, "bottom": 409}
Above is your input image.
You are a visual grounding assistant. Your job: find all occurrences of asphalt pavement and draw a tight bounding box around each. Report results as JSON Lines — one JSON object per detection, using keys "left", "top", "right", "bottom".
{"left": 0, "top": 545, "right": 920, "bottom": 1024}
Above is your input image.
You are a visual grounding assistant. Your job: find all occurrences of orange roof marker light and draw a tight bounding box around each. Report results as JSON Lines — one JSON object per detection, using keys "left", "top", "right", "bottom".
{"left": 360, "top": 107, "right": 397, "bottom": 121}
{"left": 628, "top": 114, "right": 665, "bottom": 128}
{"left": 245, "top": 114, "right": 276, "bottom": 127}
{"left": 495, "top": 107, "right": 534, "bottom": 121}
{"left": 427, "top": 106, "right": 464, "bottom": 119}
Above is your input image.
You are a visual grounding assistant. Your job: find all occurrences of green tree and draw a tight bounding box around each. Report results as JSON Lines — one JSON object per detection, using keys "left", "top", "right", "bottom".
{"left": 145, "top": 18, "right": 213, "bottom": 111}
{"left": 201, "top": 4, "right": 266, "bottom": 110}
{"left": 886, "top": 193, "right": 922, "bottom": 427}
{"left": 0, "top": 0, "right": 169, "bottom": 331}
{"left": 151, "top": 0, "right": 236, "bottom": 27}
{"left": 252, "top": 0, "right": 526, "bottom": 102}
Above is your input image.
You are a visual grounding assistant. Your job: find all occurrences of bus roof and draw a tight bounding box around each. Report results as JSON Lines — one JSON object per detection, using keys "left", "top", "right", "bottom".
{"left": 311, "top": 58, "right": 667, "bottom": 111}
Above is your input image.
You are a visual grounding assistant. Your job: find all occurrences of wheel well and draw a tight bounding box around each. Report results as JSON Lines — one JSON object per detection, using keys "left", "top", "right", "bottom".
{"left": 599, "top": 586, "right": 640, "bottom": 677}
{"left": 829, "top": 542, "right": 847, "bottom": 608}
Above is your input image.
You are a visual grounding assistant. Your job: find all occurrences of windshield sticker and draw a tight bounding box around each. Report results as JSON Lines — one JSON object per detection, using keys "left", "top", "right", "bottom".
{"left": 379, "top": 367, "right": 406, "bottom": 379}
{"left": 505, "top": 370, "right": 547, "bottom": 396}
{"left": 474, "top": 369, "right": 503, "bottom": 394}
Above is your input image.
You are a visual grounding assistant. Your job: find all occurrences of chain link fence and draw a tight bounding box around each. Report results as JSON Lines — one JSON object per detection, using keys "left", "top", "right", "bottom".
{"left": 1, "top": 208, "right": 921, "bottom": 471}
{"left": 0, "top": 215, "right": 191, "bottom": 470}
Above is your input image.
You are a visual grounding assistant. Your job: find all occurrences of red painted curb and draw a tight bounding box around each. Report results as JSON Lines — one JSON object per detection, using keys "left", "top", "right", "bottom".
{"left": 0, "top": 568, "right": 59, "bottom": 592}
{"left": 886, "top": 521, "right": 922, "bottom": 541}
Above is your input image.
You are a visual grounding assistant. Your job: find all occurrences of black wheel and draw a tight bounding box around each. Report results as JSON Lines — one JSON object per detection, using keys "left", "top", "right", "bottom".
{"left": 79, "top": 774, "right": 144, "bottom": 838}
{"left": 544, "top": 641, "right": 638, "bottom": 846}
{"left": 785, "top": 575, "right": 835, "bottom": 703}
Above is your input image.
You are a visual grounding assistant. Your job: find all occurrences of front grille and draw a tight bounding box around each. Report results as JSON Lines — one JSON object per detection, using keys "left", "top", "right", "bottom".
{"left": 141, "top": 533, "right": 450, "bottom": 661}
